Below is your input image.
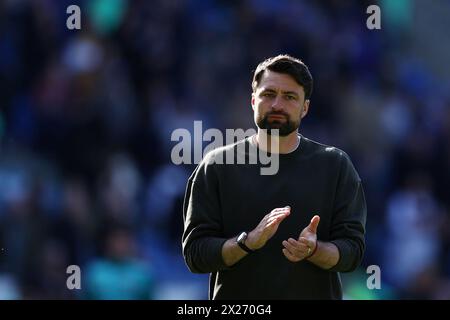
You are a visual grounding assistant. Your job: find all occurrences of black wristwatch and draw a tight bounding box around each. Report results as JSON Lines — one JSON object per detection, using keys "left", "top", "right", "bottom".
{"left": 237, "top": 232, "right": 254, "bottom": 254}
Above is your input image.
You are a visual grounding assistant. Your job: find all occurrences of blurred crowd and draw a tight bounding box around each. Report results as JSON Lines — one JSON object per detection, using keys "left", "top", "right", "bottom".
{"left": 0, "top": 0, "right": 450, "bottom": 299}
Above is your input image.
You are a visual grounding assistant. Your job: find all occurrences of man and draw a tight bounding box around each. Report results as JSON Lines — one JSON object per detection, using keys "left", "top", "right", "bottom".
{"left": 182, "top": 54, "right": 367, "bottom": 299}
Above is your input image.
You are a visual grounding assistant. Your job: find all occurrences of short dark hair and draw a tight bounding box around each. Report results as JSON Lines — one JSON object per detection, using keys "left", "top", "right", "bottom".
{"left": 252, "top": 54, "right": 313, "bottom": 99}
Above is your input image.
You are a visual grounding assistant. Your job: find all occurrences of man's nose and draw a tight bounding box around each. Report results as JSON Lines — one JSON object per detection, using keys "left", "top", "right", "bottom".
{"left": 271, "top": 95, "right": 284, "bottom": 111}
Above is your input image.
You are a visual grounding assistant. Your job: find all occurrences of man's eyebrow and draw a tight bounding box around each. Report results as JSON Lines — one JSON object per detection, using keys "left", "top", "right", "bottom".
{"left": 260, "top": 88, "right": 299, "bottom": 97}
{"left": 260, "top": 88, "right": 277, "bottom": 93}
{"left": 282, "top": 91, "right": 299, "bottom": 97}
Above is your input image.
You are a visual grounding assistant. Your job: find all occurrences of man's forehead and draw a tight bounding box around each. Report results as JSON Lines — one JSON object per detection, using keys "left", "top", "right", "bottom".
{"left": 257, "top": 70, "right": 304, "bottom": 94}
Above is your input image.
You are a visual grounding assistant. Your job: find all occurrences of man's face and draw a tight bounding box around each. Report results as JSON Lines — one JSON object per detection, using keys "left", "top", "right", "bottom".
{"left": 252, "top": 70, "right": 309, "bottom": 136}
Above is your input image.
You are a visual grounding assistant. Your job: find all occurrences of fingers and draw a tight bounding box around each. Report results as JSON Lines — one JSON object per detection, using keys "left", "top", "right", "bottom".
{"left": 307, "top": 215, "right": 320, "bottom": 234}
{"left": 263, "top": 207, "right": 289, "bottom": 219}
{"left": 269, "top": 209, "right": 290, "bottom": 219}
{"left": 250, "top": 206, "right": 292, "bottom": 249}
{"left": 267, "top": 211, "right": 290, "bottom": 224}
{"left": 270, "top": 206, "right": 291, "bottom": 216}
{"left": 273, "top": 205, "right": 291, "bottom": 211}
{"left": 282, "top": 248, "right": 300, "bottom": 262}
{"left": 266, "top": 206, "right": 291, "bottom": 225}
{"left": 282, "top": 238, "right": 310, "bottom": 259}
{"left": 298, "top": 237, "right": 316, "bottom": 250}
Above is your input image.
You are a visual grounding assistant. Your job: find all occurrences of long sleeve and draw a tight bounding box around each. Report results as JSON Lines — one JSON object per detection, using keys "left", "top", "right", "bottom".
{"left": 328, "top": 152, "right": 367, "bottom": 272}
{"left": 182, "top": 155, "right": 228, "bottom": 273}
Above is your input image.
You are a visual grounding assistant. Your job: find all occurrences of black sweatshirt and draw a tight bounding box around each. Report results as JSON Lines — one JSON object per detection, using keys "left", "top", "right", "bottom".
{"left": 182, "top": 134, "right": 367, "bottom": 299}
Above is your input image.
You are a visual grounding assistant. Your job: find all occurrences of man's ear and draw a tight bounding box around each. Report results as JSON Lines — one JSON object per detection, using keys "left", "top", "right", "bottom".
{"left": 251, "top": 93, "right": 255, "bottom": 111}
{"left": 301, "top": 99, "right": 310, "bottom": 119}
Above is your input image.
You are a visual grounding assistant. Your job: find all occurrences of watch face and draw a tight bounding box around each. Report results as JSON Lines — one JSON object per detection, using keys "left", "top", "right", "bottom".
{"left": 237, "top": 232, "right": 247, "bottom": 243}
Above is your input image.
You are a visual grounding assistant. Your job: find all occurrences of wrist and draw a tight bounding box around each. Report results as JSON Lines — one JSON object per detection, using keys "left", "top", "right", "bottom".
{"left": 245, "top": 231, "right": 260, "bottom": 250}
{"left": 237, "top": 232, "right": 255, "bottom": 253}
{"left": 306, "top": 240, "right": 318, "bottom": 259}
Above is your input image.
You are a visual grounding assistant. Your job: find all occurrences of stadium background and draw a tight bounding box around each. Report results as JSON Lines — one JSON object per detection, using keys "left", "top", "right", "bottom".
{"left": 0, "top": 0, "right": 450, "bottom": 299}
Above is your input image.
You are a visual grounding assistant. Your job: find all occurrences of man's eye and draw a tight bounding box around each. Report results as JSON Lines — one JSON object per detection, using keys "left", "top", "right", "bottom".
{"left": 285, "top": 95, "right": 296, "bottom": 100}
{"left": 262, "top": 93, "right": 275, "bottom": 98}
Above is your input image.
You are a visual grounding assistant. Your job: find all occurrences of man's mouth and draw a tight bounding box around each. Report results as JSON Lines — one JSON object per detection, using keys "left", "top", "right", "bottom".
{"left": 267, "top": 114, "right": 287, "bottom": 121}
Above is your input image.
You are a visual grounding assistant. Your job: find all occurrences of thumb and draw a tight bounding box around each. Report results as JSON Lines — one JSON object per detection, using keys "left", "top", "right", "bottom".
{"left": 307, "top": 215, "right": 320, "bottom": 234}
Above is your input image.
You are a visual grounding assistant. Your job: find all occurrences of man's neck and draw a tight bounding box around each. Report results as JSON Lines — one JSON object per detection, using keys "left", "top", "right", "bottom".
{"left": 254, "top": 130, "right": 300, "bottom": 154}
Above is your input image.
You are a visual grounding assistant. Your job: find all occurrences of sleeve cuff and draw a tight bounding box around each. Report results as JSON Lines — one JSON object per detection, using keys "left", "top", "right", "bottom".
{"left": 327, "top": 239, "right": 354, "bottom": 272}
{"left": 208, "top": 237, "right": 229, "bottom": 270}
